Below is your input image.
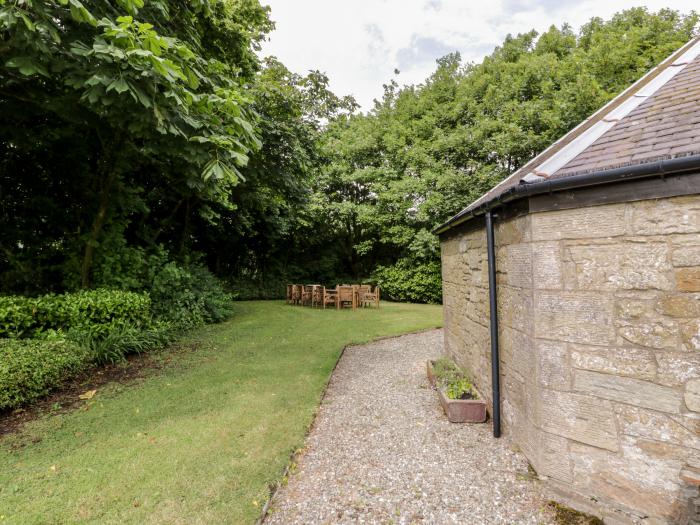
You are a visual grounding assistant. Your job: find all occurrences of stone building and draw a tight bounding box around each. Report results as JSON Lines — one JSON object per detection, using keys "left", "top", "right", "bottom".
{"left": 435, "top": 37, "right": 700, "bottom": 523}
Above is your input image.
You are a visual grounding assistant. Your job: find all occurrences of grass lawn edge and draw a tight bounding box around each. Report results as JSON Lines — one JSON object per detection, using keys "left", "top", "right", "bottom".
{"left": 254, "top": 326, "right": 441, "bottom": 524}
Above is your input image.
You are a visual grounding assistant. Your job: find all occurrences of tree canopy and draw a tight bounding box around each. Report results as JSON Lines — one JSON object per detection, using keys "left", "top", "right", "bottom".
{"left": 0, "top": 4, "right": 697, "bottom": 302}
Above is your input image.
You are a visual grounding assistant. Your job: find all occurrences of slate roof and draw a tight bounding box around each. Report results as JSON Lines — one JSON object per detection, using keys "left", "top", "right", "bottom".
{"left": 556, "top": 53, "right": 700, "bottom": 177}
{"left": 438, "top": 36, "right": 700, "bottom": 231}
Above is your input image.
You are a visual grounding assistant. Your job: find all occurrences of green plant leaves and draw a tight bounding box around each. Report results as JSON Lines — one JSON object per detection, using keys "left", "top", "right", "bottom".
{"left": 0, "top": 339, "right": 89, "bottom": 410}
{"left": 68, "top": 0, "right": 97, "bottom": 26}
{"left": 5, "top": 56, "right": 48, "bottom": 77}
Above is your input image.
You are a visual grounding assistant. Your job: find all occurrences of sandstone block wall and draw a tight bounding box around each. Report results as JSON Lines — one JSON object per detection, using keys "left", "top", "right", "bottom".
{"left": 440, "top": 195, "right": 700, "bottom": 524}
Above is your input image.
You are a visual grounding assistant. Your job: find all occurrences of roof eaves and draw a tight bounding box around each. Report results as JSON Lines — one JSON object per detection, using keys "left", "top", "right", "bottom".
{"left": 434, "top": 36, "right": 700, "bottom": 235}
{"left": 433, "top": 153, "right": 700, "bottom": 235}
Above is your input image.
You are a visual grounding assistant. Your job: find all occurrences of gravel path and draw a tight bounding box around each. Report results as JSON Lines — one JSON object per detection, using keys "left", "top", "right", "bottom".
{"left": 265, "top": 329, "right": 552, "bottom": 525}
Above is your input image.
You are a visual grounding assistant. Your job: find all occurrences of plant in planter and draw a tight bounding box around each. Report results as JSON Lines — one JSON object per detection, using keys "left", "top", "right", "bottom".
{"left": 427, "top": 357, "right": 487, "bottom": 423}
{"left": 445, "top": 378, "right": 476, "bottom": 400}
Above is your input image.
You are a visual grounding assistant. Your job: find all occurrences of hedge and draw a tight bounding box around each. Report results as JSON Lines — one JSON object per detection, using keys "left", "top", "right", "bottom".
{"left": 373, "top": 259, "right": 442, "bottom": 304}
{"left": 0, "top": 339, "right": 90, "bottom": 410}
{"left": 0, "top": 290, "right": 151, "bottom": 338}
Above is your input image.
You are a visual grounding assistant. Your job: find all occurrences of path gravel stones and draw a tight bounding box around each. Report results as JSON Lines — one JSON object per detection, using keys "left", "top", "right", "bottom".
{"left": 265, "top": 329, "right": 553, "bottom": 524}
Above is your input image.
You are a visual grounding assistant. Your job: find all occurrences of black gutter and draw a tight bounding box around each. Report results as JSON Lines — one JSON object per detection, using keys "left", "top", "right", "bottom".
{"left": 434, "top": 153, "right": 700, "bottom": 235}
{"left": 485, "top": 210, "right": 501, "bottom": 438}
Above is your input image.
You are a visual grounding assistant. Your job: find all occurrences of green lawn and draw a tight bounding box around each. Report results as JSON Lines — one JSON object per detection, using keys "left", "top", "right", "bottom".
{"left": 0, "top": 300, "right": 442, "bottom": 524}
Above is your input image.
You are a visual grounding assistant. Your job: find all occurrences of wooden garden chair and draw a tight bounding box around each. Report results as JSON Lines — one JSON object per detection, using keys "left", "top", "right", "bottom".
{"left": 301, "top": 285, "right": 313, "bottom": 306}
{"left": 286, "top": 284, "right": 292, "bottom": 304}
{"left": 356, "top": 284, "right": 371, "bottom": 306}
{"left": 322, "top": 286, "right": 338, "bottom": 309}
{"left": 291, "top": 284, "right": 302, "bottom": 305}
{"left": 336, "top": 285, "right": 356, "bottom": 310}
{"left": 361, "top": 286, "right": 380, "bottom": 308}
{"left": 311, "top": 285, "right": 323, "bottom": 308}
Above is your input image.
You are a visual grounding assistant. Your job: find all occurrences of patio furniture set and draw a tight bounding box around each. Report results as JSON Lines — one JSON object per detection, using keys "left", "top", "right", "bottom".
{"left": 286, "top": 284, "right": 380, "bottom": 310}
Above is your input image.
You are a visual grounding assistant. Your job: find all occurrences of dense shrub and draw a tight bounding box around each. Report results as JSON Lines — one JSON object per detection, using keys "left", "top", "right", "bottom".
{"left": 150, "top": 262, "right": 235, "bottom": 328}
{"left": 0, "top": 295, "right": 36, "bottom": 338}
{"left": 0, "top": 339, "right": 90, "bottom": 410}
{"left": 0, "top": 256, "right": 235, "bottom": 409}
{"left": 93, "top": 246, "right": 235, "bottom": 328}
{"left": 0, "top": 290, "right": 151, "bottom": 338}
{"left": 36, "top": 290, "right": 151, "bottom": 333}
{"left": 188, "top": 265, "right": 237, "bottom": 323}
{"left": 373, "top": 259, "right": 442, "bottom": 304}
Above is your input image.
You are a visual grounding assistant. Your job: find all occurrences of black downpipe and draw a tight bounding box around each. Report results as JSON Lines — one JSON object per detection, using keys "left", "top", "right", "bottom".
{"left": 485, "top": 211, "right": 501, "bottom": 438}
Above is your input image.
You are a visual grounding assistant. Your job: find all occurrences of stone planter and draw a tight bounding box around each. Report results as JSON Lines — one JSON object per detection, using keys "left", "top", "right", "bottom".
{"left": 427, "top": 360, "right": 487, "bottom": 423}
{"left": 437, "top": 388, "right": 487, "bottom": 423}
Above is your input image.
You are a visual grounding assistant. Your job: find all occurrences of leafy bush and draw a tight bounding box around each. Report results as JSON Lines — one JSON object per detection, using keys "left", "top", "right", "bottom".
{"left": 188, "top": 265, "right": 236, "bottom": 323}
{"left": 373, "top": 259, "right": 442, "bottom": 304}
{"left": 93, "top": 246, "right": 235, "bottom": 328}
{"left": 150, "top": 262, "right": 235, "bottom": 329}
{"left": 35, "top": 290, "right": 151, "bottom": 334}
{"left": 0, "top": 339, "right": 90, "bottom": 410}
{"left": 0, "top": 296, "right": 36, "bottom": 338}
{"left": 0, "top": 290, "right": 151, "bottom": 338}
{"left": 69, "top": 321, "right": 175, "bottom": 365}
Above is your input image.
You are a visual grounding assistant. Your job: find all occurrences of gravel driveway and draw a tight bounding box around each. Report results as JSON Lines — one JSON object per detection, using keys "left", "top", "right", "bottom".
{"left": 265, "top": 329, "right": 552, "bottom": 524}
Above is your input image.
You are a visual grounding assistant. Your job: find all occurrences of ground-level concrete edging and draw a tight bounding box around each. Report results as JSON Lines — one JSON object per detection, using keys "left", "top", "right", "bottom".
{"left": 440, "top": 194, "right": 700, "bottom": 524}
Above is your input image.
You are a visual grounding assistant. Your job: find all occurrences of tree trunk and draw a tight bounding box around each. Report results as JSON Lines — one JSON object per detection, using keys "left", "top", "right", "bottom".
{"left": 80, "top": 170, "right": 116, "bottom": 289}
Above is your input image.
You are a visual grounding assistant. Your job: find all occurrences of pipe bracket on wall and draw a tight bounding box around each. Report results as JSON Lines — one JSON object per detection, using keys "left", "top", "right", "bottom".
{"left": 485, "top": 210, "right": 501, "bottom": 438}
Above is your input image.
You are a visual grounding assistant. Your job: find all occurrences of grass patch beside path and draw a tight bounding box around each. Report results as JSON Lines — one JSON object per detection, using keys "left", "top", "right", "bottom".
{"left": 0, "top": 300, "right": 442, "bottom": 524}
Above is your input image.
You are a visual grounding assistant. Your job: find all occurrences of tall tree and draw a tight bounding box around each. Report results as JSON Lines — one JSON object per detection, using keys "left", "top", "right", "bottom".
{"left": 0, "top": 0, "right": 268, "bottom": 288}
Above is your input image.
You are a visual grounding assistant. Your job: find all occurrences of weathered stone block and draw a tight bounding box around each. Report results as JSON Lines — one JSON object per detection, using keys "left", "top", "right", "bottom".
{"left": 500, "top": 327, "right": 534, "bottom": 383}
{"left": 532, "top": 204, "right": 626, "bottom": 241}
{"left": 463, "top": 286, "right": 489, "bottom": 327}
{"left": 498, "top": 285, "right": 533, "bottom": 334}
{"left": 617, "top": 323, "right": 678, "bottom": 350}
{"left": 574, "top": 370, "right": 683, "bottom": 414}
{"left": 522, "top": 375, "right": 542, "bottom": 427}
{"left": 616, "top": 296, "right": 679, "bottom": 350}
{"left": 532, "top": 242, "right": 563, "bottom": 289}
{"left": 441, "top": 237, "right": 459, "bottom": 257}
{"left": 682, "top": 320, "right": 700, "bottom": 352}
{"left": 614, "top": 405, "right": 700, "bottom": 451}
{"left": 565, "top": 242, "right": 672, "bottom": 291}
{"left": 535, "top": 291, "right": 614, "bottom": 345}
{"left": 677, "top": 268, "right": 700, "bottom": 292}
{"left": 539, "top": 432, "right": 573, "bottom": 483}
{"left": 672, "top": 245, "right": 700, "bottom": 267}
{"left": 498, "top": 243, "right": 532, "bottom": 289}
{"left": 541, "top": 389, "right": 619, "bottom": 451}
{"left": 514, "top": 414, "right": 541, "bottom": 468}
{"left": 538, "top": 340, "right": 571, "bottom": 390}
{"left": 656, "top": 352, "right": 700, "bottom": 387}
{"left": 502, "top": 373, "right": 525, "bottom": 428}
{"left": 687, "top": 380, "right": 700, "bottom": 413}
{"left": 496, "top": 215, "right": 531, "bottom": 244}
{"left": 628, "top": 195, "right": 700, "bottom": 236}
{"left": 570, "top": 438, "right": 689, "bottom": 521}
{"left": 656, "top": 293, "right": 700, "bottom": 318}
{"left": 570, "top": 344, "right": 656, "bottom": 381}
